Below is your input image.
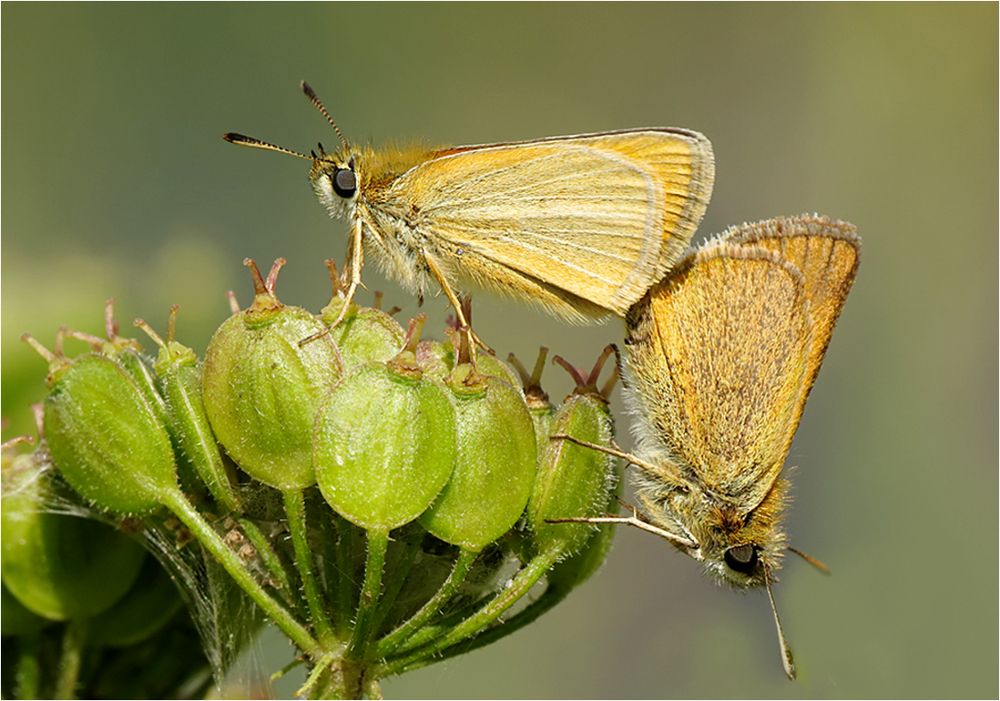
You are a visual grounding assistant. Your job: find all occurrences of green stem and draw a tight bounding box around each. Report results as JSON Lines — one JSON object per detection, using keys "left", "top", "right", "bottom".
{"left": 285, "top": 489, "right": 335, "bottom": 645}
{"left": 317, "top": 657, "right": 364, "bottom": 700}
{"left": 369, "top": 537, "right": 420, "bottom": 643}
{"left": 15, "top": 635, "right": 41, "bottom": 700}
{"left": 237, "top": 517, "right": 295, "bottom": 605}
{"left": 54, "top": 620, "right": 86, "bottom": 699}
{"left": 346, "top": 528, "right": 390, "bottom": 661}
{"left": 379, "top": 549, "right": 560, "bottom": 676}
{"left": 332, "top": 514, "right": 358, "bottom": 638}
{"left": 296, "top": 650, "right": 336, "bottom": 699}
{"left": 408, "top": 574, "right": 572, "bottom": 670}
{"left": 375, "top": 548, "right": 479, "bottom": 658}
{"left": 162, "top": 490, "right": 321, "bottom": 657}
{"left": 389, "top": 592, "right": 493, "bottom": 656}
{"left": 269, "top": 655, "right": 305, "bottom": 683}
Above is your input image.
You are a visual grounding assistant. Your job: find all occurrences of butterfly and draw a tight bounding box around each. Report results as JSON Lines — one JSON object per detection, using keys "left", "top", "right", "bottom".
{"left": 552, "top": 214, "right": 861, "bottom": 679}
{"left": 225, "top": 82, "right": 715, "bottom": 334}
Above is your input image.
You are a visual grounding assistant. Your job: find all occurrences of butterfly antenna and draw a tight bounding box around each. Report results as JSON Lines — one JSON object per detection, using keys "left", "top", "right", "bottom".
{"left": 300, "top": 81, "right": 350, "bottom": 152}
{"left": 788, "top": 546, "right": 831, "bottom": 574}
{"left": 763, "top": 565, "right": 797, "bottom": 681}
{"left": 223, "top": 133, "right": 312, "bottom": 161}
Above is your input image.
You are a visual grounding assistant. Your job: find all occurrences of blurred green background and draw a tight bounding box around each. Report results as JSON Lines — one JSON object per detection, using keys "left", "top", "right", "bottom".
{"left": 3, "top": 3, "right": 996, "bottom": 698}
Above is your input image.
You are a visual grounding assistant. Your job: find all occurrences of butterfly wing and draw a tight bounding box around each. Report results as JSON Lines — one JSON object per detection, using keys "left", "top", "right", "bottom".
{"left": 625, "top": 242, "right": 812, "bottom": 508}
{"left": 382, "top": 129, "right": 714, "bottom": 320}
{"left": 721, "top": 214, "right": 861, "bottom": 421}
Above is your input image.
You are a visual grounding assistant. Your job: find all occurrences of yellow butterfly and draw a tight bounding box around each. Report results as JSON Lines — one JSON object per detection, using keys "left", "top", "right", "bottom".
{"left": 553, "top": 214, "right": 861, "bottom": 679}
{"left": 225, "top": 82, "right": 714, "bottom": 331}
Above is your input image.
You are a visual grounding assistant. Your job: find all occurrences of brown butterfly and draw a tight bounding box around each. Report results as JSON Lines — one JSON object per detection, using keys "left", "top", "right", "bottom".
{"left": 553, "top": 214, "right": 861, "bottom": 679}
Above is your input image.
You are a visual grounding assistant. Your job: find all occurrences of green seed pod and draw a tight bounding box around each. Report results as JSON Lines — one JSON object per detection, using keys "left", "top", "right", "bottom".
{"left": 1, "top": 444, "right": 146, "bottom": 620}
{"left": 526, "top": 347, "right": 620, "bottom": 558}
{"left": 135, "top": 307, "right": 241, "bottom": 513}
{"left": 420, "top": 358, "right": 537, "bottom": 551}
{"left": 508, "top": 347, "right": 556, "bottom": 464}
{"left": 1, "top": 581, "right": 49, "bottom": 636}
{"left": 89, "top": 556, "right": 183, "bottom": 647}
{"left": 318, "top": 260, "right": 405, "bottom": 369}
{"left": 415, "top": 330, "right": 523, "bottom": 391}
{"left": 63, "top": 301, "right": 172, "bottom": 433}
{"left": 476, "top": 352, "right": 523, "bottom": 391}
{"left": 414, "top": 339, "right": 454, "bottom": 382}
{"left": 314, "top": 317, "right": 456, "bottom": 531}
{"left": 23, "top": 334, "right": 180, "bottom": 515}
{"left": 545, "top": 497, "right": 619, "bottom": 595}
{"left": 203, "top": 259, "right": 343, "bottom": 491}
{"left": 70, "top": 302, "right": 219, "bottom": 502}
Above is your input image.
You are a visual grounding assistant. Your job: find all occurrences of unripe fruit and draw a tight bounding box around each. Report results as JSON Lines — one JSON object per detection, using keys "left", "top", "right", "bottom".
{"left": 527, "top": 348, "right": 620, "bottom": 558}
{"left": 314, "top": 317, "right": 456, "bottom": 531}
{"left": 67, "top": 300, "right": 171, "bottom": 433}
{"left": 318, "top": 260, "right": 405, "bottom": 369}
{"left": 508, "top": 347, "right": 556, "bottom": 463}
{"left": 1, "top": 444, "right": 145, "bottom": 620}
{"left": 420, "top": 355, "right": 537, "bottom": 551}
{"left": 1, "top": 582, "right": 49, "bottom": 636}
{"left": 135, "top": 307, "right": 241, "bottom": 513}
{"left": 415, "top": 328, "right": 523, "bottom": 390}
{"left": 23, "top": 333, "right": 180, "bottom": 515}
{"left": 203, "top": 259, "right": 343, "bottom": 491}
{"left": 89, "top": 555, "right": 183, "bottom": 647}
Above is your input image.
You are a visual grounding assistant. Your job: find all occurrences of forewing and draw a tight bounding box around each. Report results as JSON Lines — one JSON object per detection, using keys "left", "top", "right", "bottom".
{"left": 722, "top": 214, "right": 860, "bottom": 419}
{"left": 625, "top": 243, "right": 811, "bottom": 508}
{"left": 384, "top": 130, "right": 714, "bottom": 316}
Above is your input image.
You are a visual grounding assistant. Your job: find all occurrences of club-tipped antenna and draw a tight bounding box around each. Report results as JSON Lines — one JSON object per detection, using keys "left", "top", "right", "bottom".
{"left": 300, "top": 81, "right": 350, "bottom": 152}
{"left": 788, "top": 546, "right": 831, "bottom": 574}
{"left": 763, "top": 565, "right": 797, "bottom": 681}
{"left": 223, "top": 133, "right": 312, "bottom": 161}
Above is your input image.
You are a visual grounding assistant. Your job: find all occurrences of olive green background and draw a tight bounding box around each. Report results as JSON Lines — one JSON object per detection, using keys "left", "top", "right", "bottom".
{"left": 3, "top": 3, "right": 996, "bottom": 698}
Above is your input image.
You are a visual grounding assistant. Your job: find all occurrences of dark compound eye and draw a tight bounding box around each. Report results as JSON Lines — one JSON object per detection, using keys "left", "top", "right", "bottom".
{"left": 724, "top": 544, "right": 758, "bottom": 574}
{"left": 331, "top": 168, "right": 357, "bottom": 198}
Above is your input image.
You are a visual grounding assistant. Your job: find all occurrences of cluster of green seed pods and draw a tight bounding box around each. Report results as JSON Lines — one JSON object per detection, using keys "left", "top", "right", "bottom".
{"left": 12, "top": 258, "right": 624, "bottom": 698}
{"left": 0, "top": 435, "right": 203, "bottom": 700}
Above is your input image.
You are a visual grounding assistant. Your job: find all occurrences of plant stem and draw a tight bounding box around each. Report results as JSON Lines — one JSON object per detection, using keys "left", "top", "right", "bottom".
{"left": 54, "top": 620, "right": 86, "bottom": 700}
{"left": 296, "top": 650, "right": 336, "bottom": 699}
{"left": 379, "top": 548, "right": 560, "bottom": 676}
{"left": 375, "top": 547, "right": 479, "bottom": 658}
{"left": 14, "top": 635, "right": 41, "bottom": 700}
{"left": 162, "top": 490, "right": 321, "bottom": 657}
{"left": 285, "top": 489, "right": 336, "bottom": 645}
{"left": 332, "top": 514, "right": 358, "bottom": 638}
{"left": 237, "top": 516, "right": 294, "bottom": 605}
{"left": 409, "top": 573, "right": 572, "bottom": 669}
{"left": 369, "top": 537, "right": 420, "bottom": 643}
{"left": 346, "top": 528, "right": 390, "bottom": 661}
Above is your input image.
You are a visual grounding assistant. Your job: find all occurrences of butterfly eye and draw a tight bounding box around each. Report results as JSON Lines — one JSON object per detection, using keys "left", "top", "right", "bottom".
{"left": 332, "top": 168, "right": 357, "bottom": 198}
{"left": 724, "top": 544, "right": 758, "bottom": 574}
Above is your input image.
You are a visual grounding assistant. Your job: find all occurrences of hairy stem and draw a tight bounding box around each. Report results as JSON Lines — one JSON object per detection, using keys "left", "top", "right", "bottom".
{"left": 380, "top": 548, "right": 560, "bottom": 675}
{"left": 285, "top": 489, "right": 335, "bottom": 645}
{"left": 237, "top": 516, "right": 295, "bottom": 606}
{"left": 163, "top": 490, "right": 321, "bottom": 657}
{"left": 369, "top": 538, "right": 421, "bottom": 644}
{"left": 54, "top": 620, "right": 86, "bottom": 700}
{"left": 346, "top": 529, "right": 390, "bottom": 661}
{"left": 333, "top": 515, "right": 359, "bottom": 638}
{"left": 404, "top": 572, "right": 572, "bottom": 671}
{"left": 375, "top": 547, "right": 479, "bottom": 658}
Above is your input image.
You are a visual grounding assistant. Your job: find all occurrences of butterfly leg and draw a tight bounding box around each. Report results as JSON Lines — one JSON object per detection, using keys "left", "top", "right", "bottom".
{"left": 423, "top": 255, "right": 491, "bottom": 356}
{"left": 548, "top": 434, "right": 686, "bottom": 487}
{"left": 545, "top": 502, "right": 696, "bottom": 550}
{"left": 299, "top": 218, "right": 366, "bottom": 346}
